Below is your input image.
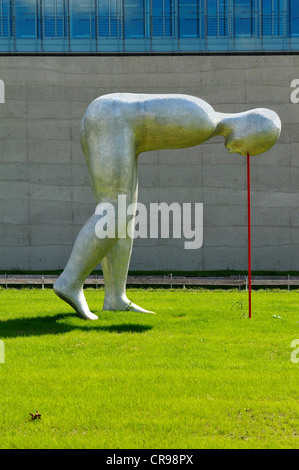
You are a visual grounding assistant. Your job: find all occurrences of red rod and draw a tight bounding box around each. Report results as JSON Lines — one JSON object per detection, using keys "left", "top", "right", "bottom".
{"left": 247, "top": 153, "right": 252, "bottom": 319}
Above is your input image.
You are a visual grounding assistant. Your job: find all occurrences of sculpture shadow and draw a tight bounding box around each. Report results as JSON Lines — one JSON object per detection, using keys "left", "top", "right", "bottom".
{"left": 0, "top": 313, "right": 153, "bottom": 339}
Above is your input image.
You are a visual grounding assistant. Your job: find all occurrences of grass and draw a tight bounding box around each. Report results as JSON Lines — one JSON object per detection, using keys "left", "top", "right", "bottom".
{"left": 0, "top": 287, "right": 298, "bottom": 449}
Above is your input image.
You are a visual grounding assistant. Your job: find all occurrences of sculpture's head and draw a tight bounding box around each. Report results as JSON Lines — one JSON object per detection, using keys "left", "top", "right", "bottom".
{"left": 223, "top": 109, "right": 281, "bottom": 156}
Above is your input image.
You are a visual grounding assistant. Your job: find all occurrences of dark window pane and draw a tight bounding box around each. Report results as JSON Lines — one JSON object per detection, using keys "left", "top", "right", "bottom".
{"left": 70, "top": 0, "right": 95, "bottom": 39}
{"left": 290, "top": 0, "right": 299, "bottom": 36}
{"left": 98, "top": 0, "right": 110, "bottom": 37}
{"left": 98, "top": 0, "right": 121, "bottom": 37}
{"left": 207, "top": 0, "right": 217, "bottom": 35}
{"left": 262, "top": 0, "right": 271, "bottom": 35}
{"left": 44, "top": 0, "right": 65, "bottom": 38}
{"left": 273, "top": 0, "right": 283, "bottom": 36}
{"left": 15, "top": 0, "right": 36, "bottom": 38}
{"left": 219, "top": 0, "right": 227, "bottom": 36}
{"left": 262, "top": 0, "right": 284, "bottom": 36}
{"left": 0, "top": 0, "right": 10, "bottom": 37}
{"left": 179, "top": 0, "right": 198, "bottom": 38}
{"left": 234, "top": 0, "right": 254, "bottom": 37}
{"left": 152, "top": 0, "right": 172, "bottom": 37}
{"left": 124, "top": 0, "right": 144, "bottom": 38}
{"left": 207, "top": 0, "right": 227, "bottom": 36}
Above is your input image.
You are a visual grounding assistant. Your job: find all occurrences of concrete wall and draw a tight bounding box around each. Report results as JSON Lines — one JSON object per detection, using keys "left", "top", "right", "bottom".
{"left": 0, "top": 55, "right": 298, "bottom": 272}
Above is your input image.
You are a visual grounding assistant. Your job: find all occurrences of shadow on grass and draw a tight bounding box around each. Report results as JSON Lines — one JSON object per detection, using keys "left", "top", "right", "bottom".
{"left": 0, "top": 313, "right": 153, "bottom": 339}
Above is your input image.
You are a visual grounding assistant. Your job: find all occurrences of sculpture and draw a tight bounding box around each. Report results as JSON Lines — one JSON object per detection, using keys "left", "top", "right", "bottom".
{"left": 53, "top": 93, "right": 281, "bottom": 320}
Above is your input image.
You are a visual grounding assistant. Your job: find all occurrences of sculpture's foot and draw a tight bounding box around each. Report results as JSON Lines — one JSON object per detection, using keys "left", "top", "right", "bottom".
{"left": 53, "top": 277, "right": 98, "bottom": 321}
{"left": 103, "top": 296, "right": 155, "bottom": 314}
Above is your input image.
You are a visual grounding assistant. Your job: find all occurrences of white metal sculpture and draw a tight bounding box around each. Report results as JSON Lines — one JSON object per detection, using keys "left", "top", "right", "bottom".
{"left": 53, "top": 93, "right": 281, "bottom": 320}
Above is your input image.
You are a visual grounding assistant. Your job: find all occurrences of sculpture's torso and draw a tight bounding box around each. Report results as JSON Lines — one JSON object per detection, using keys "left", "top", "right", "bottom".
{"left": 83, "top": 93, "right": 218, "bottom": 153}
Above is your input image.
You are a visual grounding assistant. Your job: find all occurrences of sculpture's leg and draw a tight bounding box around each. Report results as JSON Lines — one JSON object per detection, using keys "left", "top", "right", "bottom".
{"left": 53, "top": 209, "right": 121, "bottom": 320}
{"left": 80, "top": 119, "right": 155, "bottom": 315}
{"left": 101, "top": 187, "right": 155, "bottom": 314}
{"left": 54, "top": 118, "right": 155, "bottom": 319}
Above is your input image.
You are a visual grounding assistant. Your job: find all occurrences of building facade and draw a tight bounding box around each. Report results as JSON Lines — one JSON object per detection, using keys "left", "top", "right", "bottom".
{"left": 0, "top": 1, "right": 299, "bottom": 53}
{"left": 0, "top": 2, "right": 298, "bottom": 272}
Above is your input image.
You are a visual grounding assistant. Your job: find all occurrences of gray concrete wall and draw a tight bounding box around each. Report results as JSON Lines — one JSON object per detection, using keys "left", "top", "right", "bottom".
{"left": 0, "top": 55, "right": 298, "bottom": 272}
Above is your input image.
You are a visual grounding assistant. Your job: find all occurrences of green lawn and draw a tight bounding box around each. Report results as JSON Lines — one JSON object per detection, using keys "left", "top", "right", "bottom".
{"left": 0, "top": 287, "right": 298, "bottom": 449}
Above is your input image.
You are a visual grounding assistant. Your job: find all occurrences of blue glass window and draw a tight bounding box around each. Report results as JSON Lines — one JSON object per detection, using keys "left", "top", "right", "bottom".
{"left": 98, "top": 0, "right": 121, "bottom": 37}
{"left": 262, "top": 0, "right": 272, "bottom": 35}
{"left": 179, "top": 0, "right": 199, "bottom": 38}
{"left": 124, "top": 0, "right": 145, "bottom": 38}
{"left": 274, "top": 0, "right": 284, "bottom": 36}
{"left": 70, "top": 0, "right": 95, "bottom": 39}
{"left": 207, "top": 0, "right": 227, "bottom": 36}
{"left": 15, "top": 0, "right": 36, "bottom": 38}
{"left": 0, "top": 1, "right": 296, "bottom": 53}
{"left": 0, "top": 0, "right": 11, "bottom": 37}
{"left": 151, "top": 0, "right": 172, "bottom": 37}
{"left": 234, "top": 0, "right": 255, "bottom": 37}
{"left": 43, "top": 0, "right": 66, "bottom": 37}
{"left": 262, "top": 0, "right": 284, "bottom": 36}
{"left": 290, "top": 0, "right": 299, "bottom": 36}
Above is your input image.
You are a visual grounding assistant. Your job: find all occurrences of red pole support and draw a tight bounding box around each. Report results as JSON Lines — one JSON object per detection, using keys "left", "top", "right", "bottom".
{"left": 247, "top": 153, "right": 252, "bottom": 319}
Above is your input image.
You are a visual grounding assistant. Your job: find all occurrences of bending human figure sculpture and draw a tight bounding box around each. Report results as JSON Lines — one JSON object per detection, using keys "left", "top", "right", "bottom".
{"left": 53, "top": 93, "right": 281, "bottom": 320}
